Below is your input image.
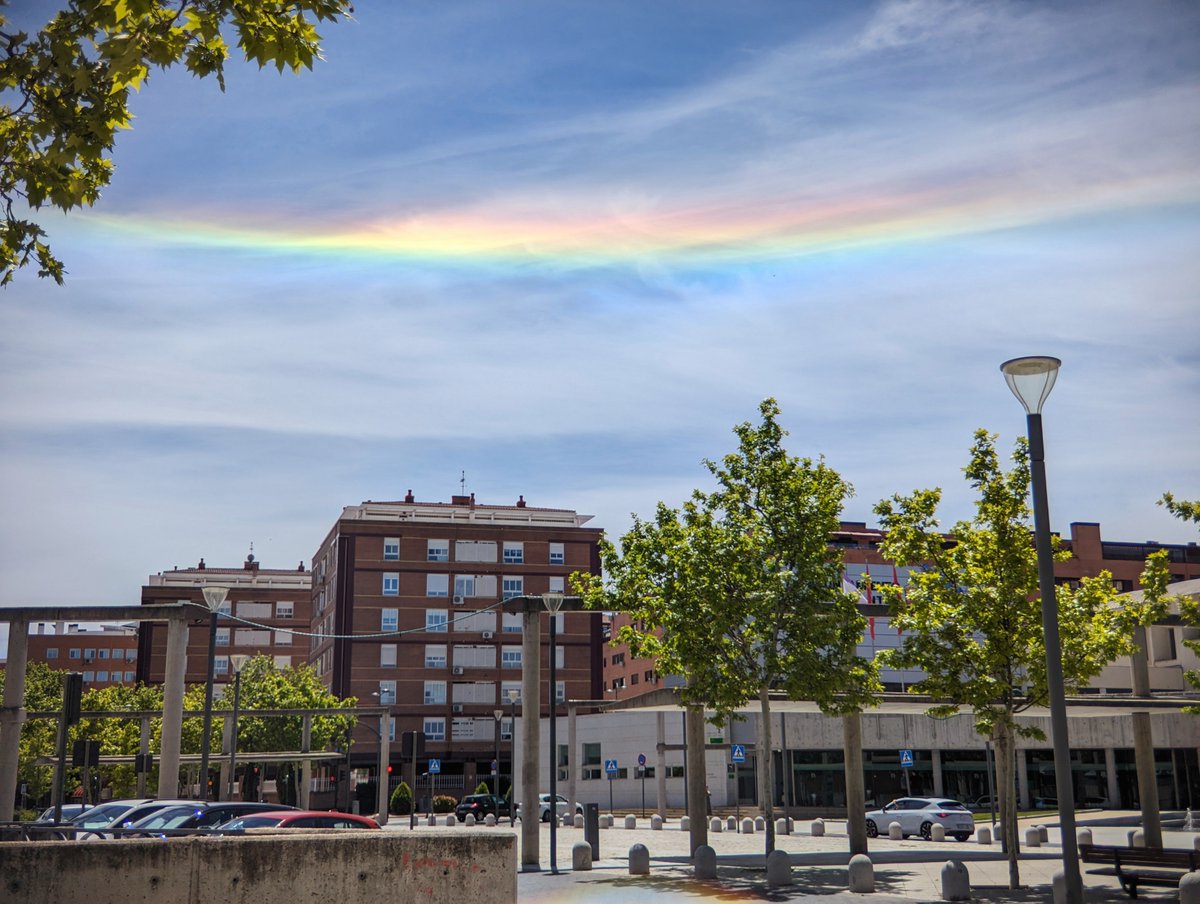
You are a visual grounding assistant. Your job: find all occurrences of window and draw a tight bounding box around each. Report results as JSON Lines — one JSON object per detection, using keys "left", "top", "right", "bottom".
{"left": 98, "top": 649, "right": 109, "bottom": 659}
{"left": 383, "top": 573, "right": 399, "bottom": 596}
{"left": 452, "top": 645, "right": 496, "bottom": 669}
{"left": 96, "top": 671, "right": 109, "bottom": 682}
{"left": 630, "top": 673, "right": 639, "bottom": 685}
{"left": 82, "top": 671, "right": 94, "bottom": 682}
{"left": 503, "top": 542, "right": 524, "bottom": 564}
{"left": 501, "top": 681, "right": 522, "bottom": 704}
{"left": 454, "top": 575, "right": 475, "bottom": 598}
{"left": 388, "top": 717, "right": 397, "bottom": 742}
{"left": 611, "top": 652, "right": 625, "bottom": 666}
{"left": 424, "top": 681, "right": 447, "bottom": 705}
{"left": 83, "top": 648, "right": 95, "bottom": 661}
{"left": 276, "top": 601, "right": 294, "bottom": 619}
{"left": 46, "top": 648, "right": 58, "bottom": 659}
{"left": 381, "top": 609, "right": 398, "bottom": 632}
{"left": 425, "top": 644, "right": 447, "bottom": 668}
{"left": 127, "top": 649, "right": 136, "bottom": 661}
{"left": 213, "top": 657, "right": 228, "bottom": 676}
{"left": 582, "top": 742, "right": 602, "bottom": 780}
{"left": 235, "top": 628, "right": 271, "bottom": 646}
{"left": 427, "top": 539, "right": 449, "bottom": 562}
{"left": 384, "top": 538, "right": 400, "bottom": 561}
{"left": 555, "top": 680, "right": 565, "bottom": 703}
{"left": 426, "top": 574, "right": 449, "bottom": 597}
{"left": 453, "top": 610, "right": 495, "bottom": 633}
{"left": 501, "top": 646, "right": 522, "bottom": 669}
{"left": 455, "top": 574, "right": 496, "bottom": 598}
{"left": 111, "top": 649, "right": 125, "bottom": 660}
{"left": 124, "top": 671, "right": 135, "bottom": 682}
{"left": 216, "top": 628, "right": 230, "bottom": 647}
{"left": 69, "top": 648, "right": 81, "bottom": 659}
{"left": 378, "top": 680, "right": 397, "bottom": 705}
{"left": 455, "top": 540, "right": 496, "bottom": 563}
{"left": 238, "top": 602, "right": 271, "bottom": 619}
{"left": 274, "top": 630, "right": 291, "bottom": 646}
{"left": 502, "top": 577, "right": 523, "bottom": 600}
{"left": 426, "top": 610, "right": 448, "bottom": 632}
{"left": 380, "top": 644, "right": 397, "bottom": 667}
{"left": 502, "top": 613, "right": 522, "bottom": 633}
{"left": 423, "top": 718, "right": 446, "bottom": 741}
{"left": 548, "top": 576, "right": 565, "bottom": 594}
{"left": 549, "top": 542, "right": 565, "bottom": 565}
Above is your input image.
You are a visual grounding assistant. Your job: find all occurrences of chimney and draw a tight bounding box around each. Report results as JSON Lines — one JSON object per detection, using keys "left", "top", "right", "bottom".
{"left": 516, "top": 495, "right": 526, "bottom": 508}
{"left": 404, "top": 489, "right": 415, "bottom": 503}
{"left": 245, "top": 553, "right": 259, "bottom": 572}
{"left": 451, "top": 495, "right": 471, "bottom": 506}
{"left": 298, "top": 561, "right": 306, "bottom": 572}
{"left": 197, "top": 558, "right": 206, "bottom": 570}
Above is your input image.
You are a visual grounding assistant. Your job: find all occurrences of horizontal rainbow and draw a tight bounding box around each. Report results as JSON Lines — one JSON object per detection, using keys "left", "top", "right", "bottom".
{"left": 82, "top": 169, "right": 1196, "bottom": 270}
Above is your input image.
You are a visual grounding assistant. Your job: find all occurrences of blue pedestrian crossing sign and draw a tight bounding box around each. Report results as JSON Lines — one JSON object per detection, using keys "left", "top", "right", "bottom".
{"left": 899, "top": 749, "right": 914, "bottom": 768}
{"left": 731, "top": 744, "right": 746, "bottom": 763}
{"left": 428, "top": 758, "right": 441, "bottom": 774}
{"left": 604, "top": 759, "right": 619, "bottom": 775}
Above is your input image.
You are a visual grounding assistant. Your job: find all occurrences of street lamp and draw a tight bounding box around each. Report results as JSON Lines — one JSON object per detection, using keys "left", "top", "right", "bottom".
{"left": 227, "top": 654, "right": 250, "bottom": 800}
{"left": 543, "top": 591, "right": 565, "bottom": 875}
{"left": 199, "top": 585, "right": 229, "bottom": 801}
{"left": 1000, "top": 355, "right": 1081, "bottom": 904}
{"left": 507, "top": 687, "right": 520, "bottom": 826}
{"left": 493, "top": 708, "right": 504, "bottom": 796}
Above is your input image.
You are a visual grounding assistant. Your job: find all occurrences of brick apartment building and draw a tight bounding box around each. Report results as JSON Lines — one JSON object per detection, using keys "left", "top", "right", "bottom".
{"left": 8, "top": 622, "right": 139, "bottom": 689}
{"left": 309, "top": 492, "right": 604, "bottom": 790}
{"left": 136, "top": 554, "right": 312, "bottom": 686}
{"left": 603, "top": 520, "right": 1200, "bottom": 698}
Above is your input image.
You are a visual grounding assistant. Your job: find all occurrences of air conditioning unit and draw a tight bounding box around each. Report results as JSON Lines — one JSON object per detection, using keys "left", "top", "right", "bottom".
{"left": 452, "top": 703, "right": 464, "bottom": 714}
{"left": 452, "top": 595, "right": 465, "bottom": 605}
{"left": 452, "top": 666, "right": 465, "bottom": 676}
{"left": 481, "top": 631, "right": 494, "bottom": 640}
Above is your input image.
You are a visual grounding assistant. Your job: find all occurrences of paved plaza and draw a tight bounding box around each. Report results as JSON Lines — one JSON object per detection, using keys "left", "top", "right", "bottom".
{"left": 381, "top": 811, "right": 1193, "bottom": 901}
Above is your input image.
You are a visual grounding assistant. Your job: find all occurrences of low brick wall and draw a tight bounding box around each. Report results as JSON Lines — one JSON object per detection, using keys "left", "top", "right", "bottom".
{"left": 1, "top": 831, "right": 516, "bottom": 904}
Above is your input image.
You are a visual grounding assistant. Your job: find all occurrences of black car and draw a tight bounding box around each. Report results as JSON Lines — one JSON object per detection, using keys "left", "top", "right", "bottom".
{"left": 126, "top": 801, "right": 296, "bottom": 833}
{"left": 454, "top": 793, "right": 513, "bottom": 822}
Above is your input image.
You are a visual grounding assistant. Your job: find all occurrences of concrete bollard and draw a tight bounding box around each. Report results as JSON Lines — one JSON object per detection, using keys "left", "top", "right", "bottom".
{"left": 1077, "top": 828, "right": 1092, "bottom": 846}
{"left": 941, "top": 860, "right": 970, "bottom": 901}
{"left": 810, "top": 818, "right": 825, "bottom": 837}
{"left": 604, "top": 814, "right": 614, "bottom": 829}
{"left": 931, "top": 823, "right": 946, "bottom": 842}
{"left": 651, "top": 814, "right": 663, "bottom": 830}
{"left": 628, "top": 843, "right": 650, "bottom": 876}
{"left": 775, "top": 818, "right": 789, "bottom": 836}
{"left": 1039, "top": 825, "right": 1049, "bottom": 843}
{"left": 766, "top": 849, "right": 792, "bottom": 887}
{"left": 741, "top": 818, "right": 755, "bottom": 834}
{"left": 1179, "top": 870, "right": 1200, "bottom": 904}
{"left": 754, "top": 816, "right": 766, "bottom": 832}
{"left": 709, "top": 817, "right": 722, "bottom": 833}
{"left": 694, "top": 845, "right": 717, "bottom": 880}
{"left": 563, "top": 812, "right": 573, "bottom": 827}
{"left": 485, "top": 814, "right": 496, "bottom": 827}
{"left": 1129, "top": 829, "right": 1146, "bottom": 848}
{"left": 1053, "top": 871, "right": 1068, "bottom": 904}
{"left": 976, "top": 825, "right": 992, "bottom": 845}
{"left": 727, "top": 816, "right": 737, "bottom": 831}
{"left": 574, "top": 813, "right": 584, "bottom": 829}
{"left": 625, "top": 815, "right": 637, "bottom": 830}
{"left": 1025, "top": 826, "right": 1041, "bottom": 847}
{"left": 787, "top": 817, "right": 795, "bottom": 834}
{"left": 848, "top": 853, "right": 875, "bottom": 893}
{"left": 680, "top": 815, "right": 690, "bottom": 831}
{"left": 1194, "top": 835, "right": 1200, "bottom": 852}
{"left": 427, "top": 814, "right": 436, "bottom": 826}
{"left": 572, "top": 841, "right": 593, "bottom": 871}
{"left": 445, "top": 814, "right": 456, "bottom": 826}
{"left": 889, "top": 821, "right": 903, "bottom": 840}
{"left": 465, "top": 814, "right": 476, "bottom": 827}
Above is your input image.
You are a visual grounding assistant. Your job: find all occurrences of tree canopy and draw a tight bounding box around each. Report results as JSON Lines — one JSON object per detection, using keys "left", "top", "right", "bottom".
{"left": 1, "top": 0, "right": 354, "bottom": 285}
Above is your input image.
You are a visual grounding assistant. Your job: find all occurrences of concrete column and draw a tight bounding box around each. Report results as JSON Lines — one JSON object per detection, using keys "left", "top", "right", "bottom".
{"left": 0, "top": 619, "right": 29, "bottom": 821}
{"left": 300, "top": 716, "right": 312, "bottom": 809}
{"left": 932, "top": 748, "right": 944, "bottom": 797}
{"left": 521, "top": 607, "right": 542, "bottom": 871}
{"left": 1016, "top": 747, "right": 1031, "bottom": 811}
{"left": 567, "top": 703, "right": 578, "bottom": 816}
{"left": 686, "top": 705, "right": 709, "bottom": 856}
{"left": 655, "top": 712, "right": 668, "bottom": 815}
{"left": 1104, "top": 747, "right": 1120, "bottom": 808}
{"left": 159, "top": 615, "right": 189, "bottom": 799}
{"left": 1131, "top": 627, "right": 1163, "bottom": 848}
{"left": 843, "top": 713, "right": 868, "bottom": 856}
{"left": 376, "top": 715, "right": 390, "bottom": 826}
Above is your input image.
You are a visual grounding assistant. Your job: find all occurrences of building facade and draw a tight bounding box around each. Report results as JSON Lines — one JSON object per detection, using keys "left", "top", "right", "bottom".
{"left": 13, "top": 622, "right": 139, "bottom": 689}
{"left": 309, "top": 493, "right": 604, "bottom": 795}
{"left": 136, "top": 555, "right": 312, "bottom": 687}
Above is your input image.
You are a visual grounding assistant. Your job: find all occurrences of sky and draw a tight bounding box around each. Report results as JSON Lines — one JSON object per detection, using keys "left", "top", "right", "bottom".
{"left": 0, "top": 0, "right": 1197, "bottom": 626}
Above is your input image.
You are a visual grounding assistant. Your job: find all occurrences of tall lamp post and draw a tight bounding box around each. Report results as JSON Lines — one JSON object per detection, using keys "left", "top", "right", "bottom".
{"left": 1000, "top": 355, "right": 1081, "bottom": 904}
{"left": 543, "top": 591, "right": 565, "bottom": 875}
{"left": 493, "top": 708, "right": 504, "bottom": 795}
{"left": 507, "top": 687, "right": 520, "bottom": 826}
{"left": 227, "top": 654, "right": 250, "bottom": 800}
{"left": 199, "top": 586, "right": 230, "bottom": 801}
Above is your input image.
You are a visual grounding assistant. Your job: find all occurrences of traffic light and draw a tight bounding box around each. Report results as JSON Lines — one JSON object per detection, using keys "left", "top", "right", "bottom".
{"left": 387, "top": 764, "right": 393, "bottom": 774}
{"left": 63, "top": 673, "right": 83, "bottom": 725}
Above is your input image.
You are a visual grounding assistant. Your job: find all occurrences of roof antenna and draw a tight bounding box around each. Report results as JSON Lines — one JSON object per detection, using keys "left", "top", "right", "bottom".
{"left": 460, "top": 470, "right": 466, "bottom": 495}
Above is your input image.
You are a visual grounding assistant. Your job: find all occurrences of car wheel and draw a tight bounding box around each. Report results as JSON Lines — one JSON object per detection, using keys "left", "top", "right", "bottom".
{"left": 953, "top": 833, "right": 971, "bottom": 842}
{"left": 541, "top": 810, "right": 551, "bottom": 823}
{"left": 865, "top": 819, "right": 878, "bottom": 838}
{"left": 919, "top": 821, "right": 933, "bottom": 840}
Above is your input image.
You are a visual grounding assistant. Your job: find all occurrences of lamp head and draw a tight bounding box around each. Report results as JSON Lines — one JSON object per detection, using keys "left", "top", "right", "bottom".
{"left": 201, "top": 586, "right": 230, "bottom": 613}
{"left": 493, "top": 709, "right": 504, "bottom": 721}
{"left": 542, "top": 591, "right": 565, "bottom": 613}
{"left": 230, "top": 654, "right": 251, "bottom": 674}
{"left": 1000, "top": 356, "right": 1061, "bottom": 415}
{"left": 507, "top": 688, "right": 520, "bottom": 704}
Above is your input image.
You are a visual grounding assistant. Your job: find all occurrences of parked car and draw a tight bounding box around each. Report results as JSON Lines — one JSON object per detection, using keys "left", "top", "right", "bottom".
{"left": 967, "top": 795, "right": 995, "bottom": 813}
{"left": 68, "top": 799, "right": 158, "bottom": 829}
{"left": 865, "top": 797, "right": 975, "bottom": 842}
{"left": 216, "top": 810, "right": 379, "bottom": 830}
{"left": 69, "top": 799, "right": 194, "bottom": 838}
{"left": 454, "top": 794, "right": 514, "bottom": 822}
{"left": 126, "top": 802, "right": 296, "bottom": 833}
{"left": 536, "top": 793, "right": 581, "bottom": 822}
{"left": 1033, "top": 797, "right": 1058, "bottom": 810}
{"left": 36, "top": 804, "right": 85, "bottom": 822}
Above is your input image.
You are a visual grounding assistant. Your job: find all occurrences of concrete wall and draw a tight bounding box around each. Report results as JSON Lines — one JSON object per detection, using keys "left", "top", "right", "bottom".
{"left": 0, "top": 831, "right": 515, "bottom": 904}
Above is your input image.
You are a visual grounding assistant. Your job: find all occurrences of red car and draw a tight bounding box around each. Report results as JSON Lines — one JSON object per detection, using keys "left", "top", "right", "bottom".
{"left": 216, "top": 810, "right": 379, "bottom": 830}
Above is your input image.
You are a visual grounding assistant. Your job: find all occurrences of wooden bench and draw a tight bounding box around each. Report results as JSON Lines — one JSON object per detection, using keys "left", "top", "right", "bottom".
{"left": 1079, "top": 843, "right": 1199, "bottom": 898}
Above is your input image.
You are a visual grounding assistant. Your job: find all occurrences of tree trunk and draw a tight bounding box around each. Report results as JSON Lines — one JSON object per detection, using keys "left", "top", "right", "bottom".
{"left": 994, "top": 722, "right": 1022, "bottom": 889}
{"left": 758, "top": 686, "right": 775, "bottom": 855}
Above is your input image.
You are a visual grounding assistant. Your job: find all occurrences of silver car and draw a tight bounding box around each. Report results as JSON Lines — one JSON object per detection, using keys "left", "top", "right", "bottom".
{"left": 865, "top": 797, "right": 975, "bottom": 841}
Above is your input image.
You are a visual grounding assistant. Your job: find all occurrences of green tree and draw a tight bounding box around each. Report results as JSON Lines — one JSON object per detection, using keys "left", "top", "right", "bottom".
{"left": 0, "top": 662, "right": 67, "bottom": 806}
{"left": 1159, "top": 493, "right": 1200, "bottom": 527}
{"left": 76, "top": 681, "right": 164, "bottom": 799}
{"left": 577, "top": 398, "right": 880, "bottom": 855}
{"left": 1, "top": 0, "right": 353, "bottom": 285}
{"left": 389, "top": 779, "right": 412, "bottom": 815}
{"left": 1157, "top": 491, "right": 1200, "bottom": 703}
{"left": 874, "top": 430, "right": 1165, "bottom": 887}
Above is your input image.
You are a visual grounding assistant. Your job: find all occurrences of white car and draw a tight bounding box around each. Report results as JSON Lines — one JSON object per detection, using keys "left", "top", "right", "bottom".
{"left": 537, "top": 793, "right": 581, "bottom": 822}
{"left": 865, "top": 797, "right": 975, "bottom": 841}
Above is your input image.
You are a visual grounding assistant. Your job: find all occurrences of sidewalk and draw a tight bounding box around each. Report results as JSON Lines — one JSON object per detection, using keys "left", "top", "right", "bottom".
{"left": 385, "top": 811, "right": 1192, "bottom": 901}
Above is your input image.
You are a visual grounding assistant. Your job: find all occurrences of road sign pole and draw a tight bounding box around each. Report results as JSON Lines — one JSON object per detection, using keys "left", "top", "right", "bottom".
{"left": 609, "top": 774, "right": 614, "bottom": 815}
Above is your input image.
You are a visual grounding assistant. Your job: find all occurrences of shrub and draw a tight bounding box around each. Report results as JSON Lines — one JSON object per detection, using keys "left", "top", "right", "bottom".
{"left": 389, "top": 781, "right": 412, "bottom": 815}
{"left": 432, "top": 795, "right": 457, "bottom": 813}
{"left": 474, "top": 781, "right": 491, "bottom": 795}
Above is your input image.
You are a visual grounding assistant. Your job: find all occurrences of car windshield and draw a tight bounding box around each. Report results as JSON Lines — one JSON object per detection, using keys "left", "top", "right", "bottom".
{"left": 133, "top": 807, "right": 203, "bottom": 829}
{"left": 219, "top": 815, "right": 280, "bottom": 830}
{"left": 935, "top": 801, "right": 968, "bottom": 810}
{"left": 70, "top": 803, "right": 133, "bottom": 827}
